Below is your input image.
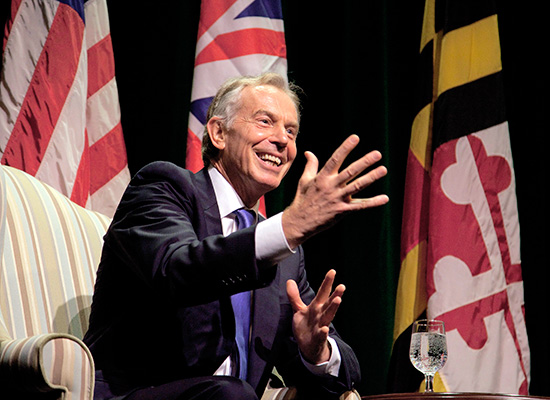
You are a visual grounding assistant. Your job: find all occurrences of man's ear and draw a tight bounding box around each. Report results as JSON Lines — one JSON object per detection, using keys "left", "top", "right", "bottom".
{"left": 206, "top": 117, "right": 226, "bottom": 151}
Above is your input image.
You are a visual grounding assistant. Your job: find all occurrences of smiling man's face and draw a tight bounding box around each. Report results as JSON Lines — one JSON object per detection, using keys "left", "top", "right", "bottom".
{"left": 210, "top": 84, "right": 299, "bottom": 207}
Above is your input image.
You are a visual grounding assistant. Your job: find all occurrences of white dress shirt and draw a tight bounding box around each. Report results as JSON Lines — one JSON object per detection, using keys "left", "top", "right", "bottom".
{"left": 208, "top": 167, "right": 341, "bottom": 378}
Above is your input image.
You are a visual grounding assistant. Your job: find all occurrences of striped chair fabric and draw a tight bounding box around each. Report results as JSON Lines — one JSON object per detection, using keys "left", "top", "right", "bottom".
{"left": 0, "top": 164, "right": 111, "bottom": 400}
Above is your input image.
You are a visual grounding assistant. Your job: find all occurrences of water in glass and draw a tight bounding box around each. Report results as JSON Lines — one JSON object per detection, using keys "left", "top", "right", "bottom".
{"left": 409, "top": 319, "right": 448, "bottom": 392}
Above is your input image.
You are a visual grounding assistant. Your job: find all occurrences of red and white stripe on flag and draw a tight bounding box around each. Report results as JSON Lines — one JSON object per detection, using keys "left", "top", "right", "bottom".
{"left": 0, "top": 0, "right": 130, "bottom": 218}
{"left": 187, "top": 0, "right": 287, "bottom": 216}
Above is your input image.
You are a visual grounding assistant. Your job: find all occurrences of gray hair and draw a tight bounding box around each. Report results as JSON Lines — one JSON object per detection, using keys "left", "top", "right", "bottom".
{"left": 201, "top": 72, "right": 301, "bottom": 167}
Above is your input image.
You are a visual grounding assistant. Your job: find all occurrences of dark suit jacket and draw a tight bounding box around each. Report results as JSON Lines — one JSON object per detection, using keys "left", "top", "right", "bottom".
{"left": 83, "top": 161, "right": 360, "bottom": 399}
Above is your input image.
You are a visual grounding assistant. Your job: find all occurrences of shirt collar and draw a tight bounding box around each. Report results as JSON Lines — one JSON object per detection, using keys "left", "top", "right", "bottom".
{"left": 208, "top": 166, "right": 259, "bottom": 219}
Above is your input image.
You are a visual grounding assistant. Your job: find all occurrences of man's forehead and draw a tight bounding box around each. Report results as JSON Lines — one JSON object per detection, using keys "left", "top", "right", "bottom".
{"left": 241, "top": 85, "right": 298, "bottom": 118}
{"left": 243, "top": 84, "right": 285, "bottom": 99}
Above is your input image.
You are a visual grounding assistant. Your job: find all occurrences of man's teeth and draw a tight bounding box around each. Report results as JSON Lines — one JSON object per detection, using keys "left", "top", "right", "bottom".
{"left": 258, "top": 153, "right": 282, "bottom": 166}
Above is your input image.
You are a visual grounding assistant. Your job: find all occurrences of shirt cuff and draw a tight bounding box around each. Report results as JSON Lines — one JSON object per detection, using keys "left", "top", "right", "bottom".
{"left": 300, "top": 337, "right": 342, "bottom": 378}
{"left": 255, "top": 212, "right": 295, "bottom": 263}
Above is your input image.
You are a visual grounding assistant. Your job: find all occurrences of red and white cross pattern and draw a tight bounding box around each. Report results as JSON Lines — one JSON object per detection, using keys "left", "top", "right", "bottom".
{"left": 427, "top": 122, "right": 530, "bottom": 393}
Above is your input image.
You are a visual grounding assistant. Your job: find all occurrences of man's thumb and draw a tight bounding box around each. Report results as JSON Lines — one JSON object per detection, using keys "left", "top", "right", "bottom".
{"left": 286, "top": 279, "right": 305, "bottom": 312}
{"left": 300, "top": 151, "right": 319, "bottom": 182}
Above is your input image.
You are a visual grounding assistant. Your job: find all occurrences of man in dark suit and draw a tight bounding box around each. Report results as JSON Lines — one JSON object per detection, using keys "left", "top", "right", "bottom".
{"left": 83, "top": 73, "right": 389, "bottom": 400}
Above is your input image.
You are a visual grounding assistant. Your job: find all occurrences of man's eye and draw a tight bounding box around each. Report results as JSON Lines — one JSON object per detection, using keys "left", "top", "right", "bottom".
{"left": 286, "top": 128, "right": 297, "bottom": 138}
{"left": 257, "top": 118, "right": 271, "bottom": 125}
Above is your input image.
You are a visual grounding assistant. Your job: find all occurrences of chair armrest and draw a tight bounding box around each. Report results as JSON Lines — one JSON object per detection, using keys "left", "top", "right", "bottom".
{"left": 341, "top": 389, "right": 362, "bottom": 400}
{"left": 261, "top": 387, "right": 361, "bottom": 400}
{"left": 261, "top": 387, "right": 298, "bottom": 400}
{"left": 0, "top": 333, "right": 94, "bottom": 400}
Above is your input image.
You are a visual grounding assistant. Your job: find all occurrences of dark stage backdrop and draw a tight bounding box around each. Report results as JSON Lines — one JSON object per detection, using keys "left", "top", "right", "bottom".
{"left": 1, "top": 0, "right": 548, "bottom": 396}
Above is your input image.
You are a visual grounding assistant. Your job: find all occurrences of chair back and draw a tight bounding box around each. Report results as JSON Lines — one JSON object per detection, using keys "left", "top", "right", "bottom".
{"left": 0, "top": 165, "right": 111, "bottom": 341}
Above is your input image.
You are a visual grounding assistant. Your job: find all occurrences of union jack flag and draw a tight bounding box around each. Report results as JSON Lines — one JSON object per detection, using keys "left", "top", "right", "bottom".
{"left": 0, "top": 0, "right": 130, "bottom": 218}
{"left": 187, "top": 0, "right": 288, "bottom": 192}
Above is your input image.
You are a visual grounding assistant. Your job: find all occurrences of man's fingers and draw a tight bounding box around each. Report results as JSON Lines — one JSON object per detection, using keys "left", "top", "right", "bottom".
{"left": 313, "top": 269, "right": 337, "bottom": 304}
{"left": 328, "top": 283, "right": 346, "bottom": 301}
{"left": 321, "top": 293, "right": 343, "bottom": 326}
{"left": 320, "top": 283, "right": 345, "bottom": 324}
{"left": 349, "top": 194, "right": 390, "bottom": 209}
{"left": 315, "top": 136, "right": 388, "bottom": 204}
{"left": 318, "top": 135, "right": 361, "bottom": 176}
{"left": 336, "top": 150, "right": 384, "bottom": 187}
{"left": 340, "top": 164, "right": 388, "bottom": 199}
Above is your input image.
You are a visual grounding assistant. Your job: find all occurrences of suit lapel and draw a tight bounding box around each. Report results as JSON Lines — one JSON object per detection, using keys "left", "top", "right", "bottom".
{"left": 193, "top": 169, "right": 223, "bottom": 236}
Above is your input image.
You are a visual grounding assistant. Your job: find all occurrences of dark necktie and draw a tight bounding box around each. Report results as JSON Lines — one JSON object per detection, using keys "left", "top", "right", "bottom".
{"left": 231, "top": 208, "right": 255, "bottom": 380}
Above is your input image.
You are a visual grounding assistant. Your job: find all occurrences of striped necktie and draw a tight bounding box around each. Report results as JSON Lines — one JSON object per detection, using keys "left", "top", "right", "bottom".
{"left": 231, "top": 208, "right": 255, "bottom": 380}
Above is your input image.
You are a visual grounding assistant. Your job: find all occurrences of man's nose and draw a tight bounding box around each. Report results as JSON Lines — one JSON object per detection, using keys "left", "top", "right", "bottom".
{"left": 270, "top": 124, "right": 289, "bottom": 146}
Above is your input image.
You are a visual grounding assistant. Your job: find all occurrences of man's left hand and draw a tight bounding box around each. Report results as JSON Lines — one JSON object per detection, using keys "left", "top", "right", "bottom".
{"left": 286, "top": 269, "right": 344, "bottom": 365}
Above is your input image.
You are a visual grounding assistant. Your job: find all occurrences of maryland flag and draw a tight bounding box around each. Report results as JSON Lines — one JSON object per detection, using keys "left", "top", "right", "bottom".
{"left": 391, "top": 0, "right": 530, "bottom": 393}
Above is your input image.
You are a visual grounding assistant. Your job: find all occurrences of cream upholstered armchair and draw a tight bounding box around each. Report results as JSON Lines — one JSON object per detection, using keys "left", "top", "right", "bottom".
{"left": 0, "top": 164, "right": 110, "bottom": 399}
{"left": 0, "top": 164, "right": 360, "bottom": 400}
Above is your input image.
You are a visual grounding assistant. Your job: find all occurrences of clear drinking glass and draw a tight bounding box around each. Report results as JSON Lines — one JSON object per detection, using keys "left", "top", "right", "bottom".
{"left": 409, "top": 319, "right": 448, "bottom": 392}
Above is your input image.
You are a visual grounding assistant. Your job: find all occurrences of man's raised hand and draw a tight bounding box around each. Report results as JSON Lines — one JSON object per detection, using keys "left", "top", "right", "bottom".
{"left": 282, "top": 134, "right": 389, "bottom": 249}
{"left": 286, "top": 269, "right": 345, "bottom": 364}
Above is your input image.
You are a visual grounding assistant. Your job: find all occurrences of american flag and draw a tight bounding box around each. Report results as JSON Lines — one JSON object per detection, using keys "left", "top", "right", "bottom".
{"left": 0, "top": 0, "right": 130, "bottom": 218}
{"left": 393, "top": 0, "right": 529, "bottom": 393}
{"left": 187, "top": 0, "right": 287, "bottom": 215}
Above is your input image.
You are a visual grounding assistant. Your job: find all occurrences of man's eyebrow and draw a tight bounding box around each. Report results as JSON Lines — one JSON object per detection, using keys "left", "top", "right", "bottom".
{"left": 253, "top": 109, "right": 299, "bottom": 128}
{"left": 253, "top": 109, "right": 274, "bottom": 118}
